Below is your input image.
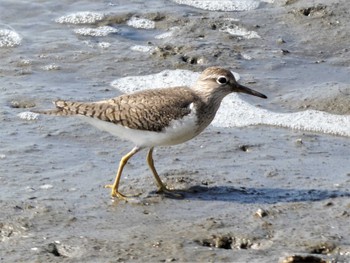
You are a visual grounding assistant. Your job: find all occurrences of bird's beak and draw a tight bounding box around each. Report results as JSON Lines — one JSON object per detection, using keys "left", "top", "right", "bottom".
{"left": 235, "top": 83, "right": 267, "bottom": 99}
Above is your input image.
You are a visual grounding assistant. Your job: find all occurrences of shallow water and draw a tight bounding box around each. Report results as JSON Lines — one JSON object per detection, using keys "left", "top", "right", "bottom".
{"left": 1, "top": 0, "right": 350, "bottom": 262}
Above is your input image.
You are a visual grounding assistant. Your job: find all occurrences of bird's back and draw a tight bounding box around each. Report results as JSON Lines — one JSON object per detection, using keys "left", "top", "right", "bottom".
{"left": 35, "top": 87, "right": 202, "bottom": 133}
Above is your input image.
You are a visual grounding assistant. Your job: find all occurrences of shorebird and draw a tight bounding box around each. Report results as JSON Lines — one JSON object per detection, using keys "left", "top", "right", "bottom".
{"left": 35, "top": 67, "right": 267, "bottom": 200}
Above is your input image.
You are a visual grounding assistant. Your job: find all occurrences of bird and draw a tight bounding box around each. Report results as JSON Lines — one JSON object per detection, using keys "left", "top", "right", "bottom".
{"left": 34, "top": 67, "right": 267, "bottom": 200}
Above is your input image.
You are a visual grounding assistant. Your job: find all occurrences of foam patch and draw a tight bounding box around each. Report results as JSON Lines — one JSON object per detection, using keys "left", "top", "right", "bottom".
{"left": 173, "top": 0, "right": 260, "bottom": 11}
{"left": 0, "top": 29, "right": 22, "bottom": 47}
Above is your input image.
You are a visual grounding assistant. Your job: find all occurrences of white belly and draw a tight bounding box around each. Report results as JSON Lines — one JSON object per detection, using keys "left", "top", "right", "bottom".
{"left": 79, "top": 109, "right": 201, "bottom": 148}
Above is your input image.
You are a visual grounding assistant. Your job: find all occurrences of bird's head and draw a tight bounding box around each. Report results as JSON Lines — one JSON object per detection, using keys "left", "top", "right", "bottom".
{"left": 193, "top": 67, "right": 267, "bottom": 101}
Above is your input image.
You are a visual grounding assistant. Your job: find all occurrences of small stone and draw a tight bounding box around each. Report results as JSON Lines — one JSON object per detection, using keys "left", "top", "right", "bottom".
{"left": 255, "top": 208, "right": 268, "bottom": 218}
{"left": 277, "top": 38, "right": 286, "bottom": 44}
{"left": 340, "top": 211, "right": 349, "bottom": 217}
{"left": 295, "top": 138, "right": 303, "bottom": 145}
{"left": 10, "top": 100, "right": 36, "bottom": 109}
{"left": 239, "top": 145, "right": 250, "bottom": 152}
{"left": 46, "top": 243, "right": 61, "bottom": 257}
{"left": 324, "top": 201, "right": 333, "bottom": 207}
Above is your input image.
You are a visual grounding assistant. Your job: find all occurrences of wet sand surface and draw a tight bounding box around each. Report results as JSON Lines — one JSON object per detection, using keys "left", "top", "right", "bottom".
{"left": 1, "top": 0, "right": 350, "bottom": 262}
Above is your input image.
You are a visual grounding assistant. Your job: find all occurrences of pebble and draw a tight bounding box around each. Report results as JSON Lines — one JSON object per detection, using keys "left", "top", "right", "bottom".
{"left": 255, "top": 208, "right": 268, "bottom": 218}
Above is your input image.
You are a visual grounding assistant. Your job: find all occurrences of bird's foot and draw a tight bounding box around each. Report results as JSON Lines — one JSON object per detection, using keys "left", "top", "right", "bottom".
{"left": 104, "top": 184, "right": 141, "bottom": 201}
{"left": 157, "top": 186, "right": 184, "bottom": 199}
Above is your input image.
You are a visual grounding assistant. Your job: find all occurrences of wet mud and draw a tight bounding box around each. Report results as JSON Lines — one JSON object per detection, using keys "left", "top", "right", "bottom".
{"left": 1, "top": 0, "right": 350, "bottom": 262}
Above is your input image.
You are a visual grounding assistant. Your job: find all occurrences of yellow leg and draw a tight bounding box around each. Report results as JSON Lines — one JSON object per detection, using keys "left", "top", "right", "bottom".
{"left": 146, "top": 147, "right": 183, "bottom": 198}
{"left": 105, "top": 146, "right": 141, "bottom": 200}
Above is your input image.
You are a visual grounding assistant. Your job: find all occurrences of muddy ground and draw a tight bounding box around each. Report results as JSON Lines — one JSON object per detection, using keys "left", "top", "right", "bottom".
{"left": 1, "top": 0, "right": 350, "bottom": 262}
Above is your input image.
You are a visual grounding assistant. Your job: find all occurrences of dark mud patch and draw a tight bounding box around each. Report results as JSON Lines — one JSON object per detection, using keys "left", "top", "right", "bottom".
{"left": 308, "top": 242, "right": 337, "bottom": 255}
{"left": 298, "top": 4, "right": 328, "bottom": 17}
{"left": 184, "top": 185, "right": 350, "bottom": 204}
{"left": 281, "top": 255, "right": 327, "bottom": 263}
{"left": 238, "top": 144, "right": 262, "bottom": 152}
{"left": 197, "top": 234, "right": 253, "bottom": 250}
{"left": 152, "top": 44, "right": 185, "bottom": 59}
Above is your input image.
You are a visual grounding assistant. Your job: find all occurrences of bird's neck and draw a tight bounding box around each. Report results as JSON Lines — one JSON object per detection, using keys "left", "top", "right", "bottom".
{"left": 193, "top": 91, "right": 229, "bottom": 133}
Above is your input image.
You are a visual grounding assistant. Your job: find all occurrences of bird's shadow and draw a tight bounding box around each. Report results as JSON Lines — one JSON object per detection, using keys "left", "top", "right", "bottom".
{"left": 176, "top": 185, "right": 350, "bottom": 204}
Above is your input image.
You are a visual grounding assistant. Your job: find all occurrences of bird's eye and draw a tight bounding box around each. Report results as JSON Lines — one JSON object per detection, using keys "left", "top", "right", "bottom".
{"left": 217, "top": 76, "right": 228, "bottom": 84}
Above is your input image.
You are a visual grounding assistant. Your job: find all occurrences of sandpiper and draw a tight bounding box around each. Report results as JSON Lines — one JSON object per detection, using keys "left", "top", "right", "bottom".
{"left": 35, "top": 67, "right": 267, "bottom": 200}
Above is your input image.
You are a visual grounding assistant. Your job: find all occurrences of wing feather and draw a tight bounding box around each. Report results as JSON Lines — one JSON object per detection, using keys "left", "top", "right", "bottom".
{"left": 35, "top": 87, "right": 200, "bottom": 132}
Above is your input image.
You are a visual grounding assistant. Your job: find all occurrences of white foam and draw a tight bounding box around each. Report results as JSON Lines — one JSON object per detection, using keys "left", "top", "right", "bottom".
{"left": 55, "top": 12, "right": 105, "bottom": 24}
{"left": 126, "top": 17, "right": 155, "bottom": 29}
{"left": 111, "top": 69, "right": 200, "bottom": 92}
{"left": 0, "top": 29, "right": 22, "bottom": 47}
{"left": 220, "top": 25, "right": 260, "bottom": 39}
{"left": 155, "top": 31, "right": 173, "bottom": 39}
{"left": 74, "top": 26, "right": 119, "bottom": 37}
{"left": 173, "top": 0, "right": 260, "bottom": 11}
{"left": 98, "top": 42, "right": 111, "bottom": 49}
{"left": 130, "top": 45, "right": 155, "bottom": 53}
{"left": 18, "top": 111, "right": 39, "bottom": 121}
{"left": 39, "top": 184, "right": 53, "bottom": 190}
{"left": 241, "top": 53, "right": 253, "bottom": 60}
{"left": 223, "top": 18, "right": 240, "bottom": 22}
{"left": 42, "top": 64, "right": 60, "bottom": 71}
{"left": 155, "top": 27, "right": 179, "bottom": 39}
{"left": 111, "top": 70, "right": 350, "bottom": 137}
{"left": 213, "top": 96, "right": 350, "bottom": 137}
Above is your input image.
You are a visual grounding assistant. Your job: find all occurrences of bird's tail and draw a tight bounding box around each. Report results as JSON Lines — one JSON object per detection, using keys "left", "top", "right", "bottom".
{"left": 32, "top": 100, "right": 82, "bottom": 116}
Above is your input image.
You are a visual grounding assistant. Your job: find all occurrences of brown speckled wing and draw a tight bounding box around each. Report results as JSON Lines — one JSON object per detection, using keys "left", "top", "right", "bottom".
{"left": 40, "top": 87, "right": 200, "bottom": 132}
